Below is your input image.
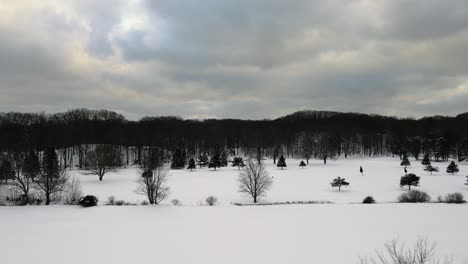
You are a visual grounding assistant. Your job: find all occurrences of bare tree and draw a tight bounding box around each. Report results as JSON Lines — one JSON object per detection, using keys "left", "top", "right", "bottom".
{"left": 136, "top": 167, "right": 170, "bottom": 205}
{"left": 9, "top": 153, "right": 35, "bottom": 205}
{"left": 85, "top": 145, "right": 122, "bottom": 181}
{"left": 359, "top": 237, "right": 452, "bottom": 264}
{"left": 238, "top": 159, "right": 273, "bottom": 203}
{"left": 63, "top": 176, "right": 83, "bottom": 205}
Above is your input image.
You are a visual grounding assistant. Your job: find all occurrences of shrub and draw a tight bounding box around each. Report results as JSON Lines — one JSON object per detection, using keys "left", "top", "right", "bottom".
{"left": 171, "top": 199, "right": 181, "bottom": 206}
{"left": 398, "top": 190, "right": 431, "bottom": 203}
{"left": 362, "top": 196, "right": 376, "bottom": 204}
{"left": 106, "top": 195, "right": 116, "bottom": 205}
{"left": 63, "top": 176, "right": 83, "bottom": 205}
{"left": 205, "top": 196, "right": 218, "bottom": 206}
{"left": 114, "top": 200, "right": 125, "bottom": 206}
{"left": 141, "top": 200, "right": 149, "bottom": 205}
{"left": 78, "top": 195, "right": 98, "bottom": 207}
{"left": 443, "top": 192, "right": 465, "bottom": 204}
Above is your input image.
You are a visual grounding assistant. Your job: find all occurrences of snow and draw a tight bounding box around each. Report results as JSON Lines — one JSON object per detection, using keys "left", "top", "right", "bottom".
{"left": 1, "top": 205, "right": 467, "bottom": 264}
{"left": 2, "top": 157, "right": 468, "bottom": 263}
{"left": 72, "top": 157, "right": 468, "bottom": 205}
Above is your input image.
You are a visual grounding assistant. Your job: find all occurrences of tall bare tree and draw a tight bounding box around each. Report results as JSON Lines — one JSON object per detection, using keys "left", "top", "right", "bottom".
{"left": 136, "top": 167, "right": 170, "bottom": 205}
{"left": 85, "top": 145, "right": 122, "bottom": 181}
{"left": 238, "top": 159, "right": 273, "bottom": 203}
{"left": 10, "top": 152, "right": 40, "bottom": 205}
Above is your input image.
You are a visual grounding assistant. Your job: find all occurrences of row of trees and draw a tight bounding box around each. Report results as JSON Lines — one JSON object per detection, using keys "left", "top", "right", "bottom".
{"left": 2, "top": 109, "right": 468, "bottom": 168}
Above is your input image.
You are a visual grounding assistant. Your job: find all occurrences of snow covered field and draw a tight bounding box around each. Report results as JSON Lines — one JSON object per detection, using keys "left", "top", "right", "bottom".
{"left": 2, "top": 157, "right": 468, "bottom": 264}
{"left": 73, "top": 157, "right": 467, "bottom": 205}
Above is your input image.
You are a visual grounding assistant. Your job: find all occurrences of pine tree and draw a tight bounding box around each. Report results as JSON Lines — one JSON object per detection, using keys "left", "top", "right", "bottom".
{"left": 400, "top": 173, "right": 420, "bottom": 190}
{"left": 187, "top": 158, "right": 196, "bottom": 171}
{"left": 232, "top": 157, "right": 245, "bottom": 170}
{"left": 197, "top": 153, "right": 209, "bottom": 168}
{"left": 299, "top": 160, "right": 306, "bottom": 168}
{"left": 330, "top": 177, "right": 349, "bottom": 191}
{"left": 0, "top": 158, "right": 15, "bottom": 183}
{"left": 34, "top": 147, "right": 67, "bottom": 205}
{"left": 208, "top": 153, "right": 221, "bottom": 171}
{"left": 446, "top": 161, "right": 459, "bottom": 175}
{"left": 277, "top": 155, "right": 287, "bottom": 170}
{"left": 424, "top": 164, "right": 439, "bottom": 175}
{"left": 24, "top": 151, "right": 41, "bottom": 178}
{"left": 421, "top": 154, "right": 431, "bottom": 168}
{"left": 170, "top": 149, "right": 185, "bottom": 169}
{"left": 360, "top": 166, "right": 363, "bottom": 175}
{"left": 220, "top": 151, "right": 228, "bottom": 167}
{"left": 400, "top": 155, "right": 411, "bottom": 168}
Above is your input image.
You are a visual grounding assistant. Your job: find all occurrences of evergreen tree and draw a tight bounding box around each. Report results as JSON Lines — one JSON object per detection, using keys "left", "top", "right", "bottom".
{"left": 400, "top": 173, "right": 420, "bottom": 190}
{"left": 299, "top": 160, "right": 306, "bottom": 168}
{"left": 170, "top": 149, "right": 185, "bottom": 169}
{"left": 0, "top": 158, "right": 15, "bottom": 183}
{"left": 360, "top": 166, "right": 363, "bottom": 175}
{"left": 446, "top": 161, "right": 459, "bottom": 175}
{"left": 34, "top": 147, "right": 67, "bottom": 205}
{"left": 400, "top": 155, "right": 411, "bottom": 168}
{"left": 232, "top": 157, "right": 245, "bottom": 170}
{"left": 208, "top": 153, "right": 221, "bottom": 171}
{"left": 220, "top": 151, "right": 228, "bottom": 167}
{"left": 277, "top": 155, "right": 287, "bottom": 170}
{"left": 330, "top": 177, "right": 349, "bottom": 191}
{"left": 23, "top": 151, "right": 41, "bottom": 178}
{"left": 421, "top": 154, "right": 431, "bottom": 168}
{"left": 197, "top": 153, "right": 209, "bottom": 168}
{"left": 424, "top": 164, "right": 439, "bottom": 175}
{"left": 187, "top": 158, "right": 196, "bottom": 171}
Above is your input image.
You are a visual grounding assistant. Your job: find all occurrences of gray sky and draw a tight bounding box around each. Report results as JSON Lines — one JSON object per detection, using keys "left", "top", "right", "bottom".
{"left": 1, "top": 0, "right": 468, "bottom": 120}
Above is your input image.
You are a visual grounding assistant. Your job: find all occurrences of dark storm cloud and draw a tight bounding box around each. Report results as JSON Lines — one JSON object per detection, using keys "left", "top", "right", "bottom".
{"left": 1, "top": 0, "right": 468, "bottom": 120}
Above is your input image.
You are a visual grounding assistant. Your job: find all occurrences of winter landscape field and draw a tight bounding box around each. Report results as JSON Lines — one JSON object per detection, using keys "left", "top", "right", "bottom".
{"left": 2, "top": 157, "right": 468, "bottom": 264}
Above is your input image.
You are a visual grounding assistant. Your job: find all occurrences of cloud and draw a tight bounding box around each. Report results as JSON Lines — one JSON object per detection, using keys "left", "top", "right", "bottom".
{"left": 0, "top": 0, "right": 467, "bottom": 119}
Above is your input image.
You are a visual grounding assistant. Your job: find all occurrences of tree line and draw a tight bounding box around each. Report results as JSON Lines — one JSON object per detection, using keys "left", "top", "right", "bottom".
{"left": 1, "top": 108, "right": 468, "bottom": 170}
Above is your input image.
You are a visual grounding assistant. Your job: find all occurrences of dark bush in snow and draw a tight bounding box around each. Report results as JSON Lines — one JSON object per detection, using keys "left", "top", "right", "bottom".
{"left": 398, "top": 190, "right": 430, "bottom": 203}
{"left": 114, "top": 200, "right": 125, "bottom": 206}
{"left": 141, "top": 200, "right": 149, "bottom": 205}
{"left": 78, "top": 195, "right": 98, "bottom": 207}
{"left": 443, "top": 192, "right": 465, "bottom": 204}
{"left": 362, "top": 196, "right": 376, "bottom": 204}
{"left": 106, "top": 195, "right": 115, "bottom": 205}
{"left": 205, "top": 196, "right": 218, "bottom": 206}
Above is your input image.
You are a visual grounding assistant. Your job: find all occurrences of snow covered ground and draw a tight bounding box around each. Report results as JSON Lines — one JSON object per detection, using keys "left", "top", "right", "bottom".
{"left": 2, "top": 157, "right": 468, "bottom": 264}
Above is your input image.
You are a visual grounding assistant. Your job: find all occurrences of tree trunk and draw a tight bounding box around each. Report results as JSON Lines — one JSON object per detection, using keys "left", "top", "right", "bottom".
{"left": 99, "top": 175, "right": 103, "bottom": 181}
{"left": 253, "top": 196, "right": 257, "bottom": 203}
{"left": 323, "top": 157, "right": 327, "bottom": 164}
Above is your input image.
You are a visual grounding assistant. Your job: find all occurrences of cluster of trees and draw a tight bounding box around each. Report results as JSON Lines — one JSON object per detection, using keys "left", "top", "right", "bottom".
{"left": 2, "top": 109, "right": 468, "bottom": 171}
{"left": 0, "top": 147, "right": 68, "bottom": 205}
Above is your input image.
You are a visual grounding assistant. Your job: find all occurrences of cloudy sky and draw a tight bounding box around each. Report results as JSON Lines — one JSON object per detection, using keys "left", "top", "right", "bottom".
{"left": 1, "top": 0, "right": 467, "bottom": 120}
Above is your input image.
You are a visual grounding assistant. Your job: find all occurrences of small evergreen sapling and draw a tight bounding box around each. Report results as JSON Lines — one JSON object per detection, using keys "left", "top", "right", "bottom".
{"left": 400, "top": 173, "right": 420, "bottom": 190}
{"left": 220, "top": 152, "right": 228, "bottom": 167}
{"left": 421, "top": 154, "right": 431, "bottom": 167}
{"left": 187, "top": 158, "right": 196, "bottom": 171}
{"left": 277, "top": 155, "right": 287, "bottom": 170}
{"left": 330, "top": 177, "right": 349, "bottom": 191}
{"left": 400, "top": 155, "right": 411, "bottom": 168}
{"left": 232, "top": 157, "right": 245, "bottom": 170}
{"left": 170, "top": 149, "right": 185, "bottom": 169}
{"left": 208, "top": 153, "right": 222, "bottom": 171}
{"left": 446, "top": 161, "right": 459, "bottom": 175}
{"left": 299, "top": 160, "right": 306, "bottom": 168}
{"left": 197, "top": 153, "right": 209, "bottom": 168}
{"left": 424, "top": 164, "right": 439, "bottom": 175}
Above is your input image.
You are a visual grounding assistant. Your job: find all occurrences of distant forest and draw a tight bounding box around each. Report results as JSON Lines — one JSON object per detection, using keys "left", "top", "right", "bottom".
{"left": 1, "top": 109, "right": 468, "bottom": 168}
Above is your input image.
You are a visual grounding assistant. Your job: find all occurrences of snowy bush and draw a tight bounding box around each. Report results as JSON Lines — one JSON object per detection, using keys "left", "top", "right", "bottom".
{"left": 106, "top": 195, "right": 115, "bottom": 205}
{"left": 359, "top": 237, "right": 452, "bottom": 264}
{"left": 205, "top": 196, "right": 218, "bottom": 206}
{"left": 171, "top": 199, "right": 181, "bottom": 206}
{"left": 362, "top": 196, "right": 375, "bottom": 204}
{"left": 63, "top": 176, "right": 83, "bottom": 205}
{"left": 398, "top": 190, "right": 431, "bottom": 203}
{"left": 141, "top": 200, "right": 149, "bottom": 205}
{"left": 114, "top": 200, "right": 125, "bottom": 206}
{"left": 78, "top": 195, "right": 98, "bottom": 207}
{"left": 443, "top": 193, "right": 465, "bottom": 204}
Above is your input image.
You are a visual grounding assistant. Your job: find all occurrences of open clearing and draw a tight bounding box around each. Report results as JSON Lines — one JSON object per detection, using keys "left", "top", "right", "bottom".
{"left": 2, "top": 157, "right": 468, "bottom": 264}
